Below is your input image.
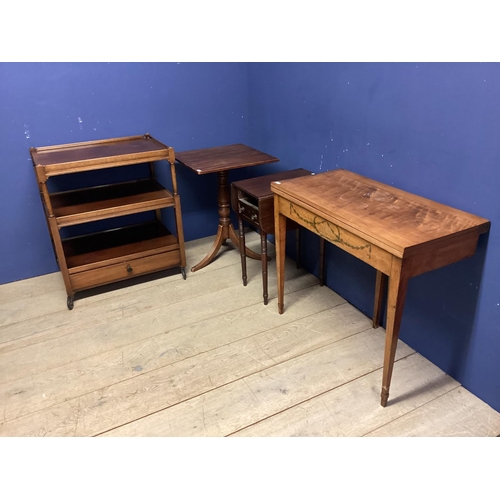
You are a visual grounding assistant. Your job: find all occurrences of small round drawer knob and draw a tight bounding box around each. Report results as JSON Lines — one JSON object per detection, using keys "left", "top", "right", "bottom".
{"left": 126, "top": 264, "right": 133, "bottom": 273}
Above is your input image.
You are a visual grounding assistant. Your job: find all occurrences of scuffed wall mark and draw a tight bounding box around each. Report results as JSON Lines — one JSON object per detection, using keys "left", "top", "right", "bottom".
{"left": 78, "top": 117, "right": 83, "bottom": 130}
{"left": 319, "top": 154, "right": 324, "bottom": 171}
{"left": 24, "top": 123, "right": 30, "bottom": 139}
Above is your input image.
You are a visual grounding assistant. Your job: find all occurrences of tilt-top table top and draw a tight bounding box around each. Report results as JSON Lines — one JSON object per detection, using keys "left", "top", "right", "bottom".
{"left": 175, "top": 144, "right": 279, "bottom": 175}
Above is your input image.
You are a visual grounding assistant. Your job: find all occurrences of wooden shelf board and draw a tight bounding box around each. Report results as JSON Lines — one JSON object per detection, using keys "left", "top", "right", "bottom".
{"left": 63, "top": 221, "right": 179, "bottom": 273}
{"left": 31, "top": 135, "right": 172, "bottom": 177}
{"left": 51, "top": 179, "right": 174, "bottom": 227}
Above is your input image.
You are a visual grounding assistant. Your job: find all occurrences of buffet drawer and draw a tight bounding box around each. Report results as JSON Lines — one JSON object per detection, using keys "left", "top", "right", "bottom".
{"left": 70, "top": 251, "right": 181, "bottom": 291}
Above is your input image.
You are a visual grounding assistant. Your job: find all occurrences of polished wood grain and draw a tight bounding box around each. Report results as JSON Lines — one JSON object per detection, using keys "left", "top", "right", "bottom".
{"left": 69, "top": 251, "right": 181, "bottom": 292}
{"left": 63, "top": 222, "right": 179, "bottom": 272}
{"left": 272, "top": 168, "right": 490, "bottom": 407}
{"left": 175, "top": 144, "right": 279, "bottom": 272}
{"left": 272, "top": 169, "right": 490, "bottom": 257}
{"left": 372, "top": 270, "right": 387, "bottom": 328}
{"left": 51, "top": 179, "right": 175, "bottom": 227}
{"left": 231, "top": 168, "right": 312, "bottom": 233}
{"left": 175, "top": 144, "right": 278, "bottom": 176}
{"left": 31, "top": 134, "right": 172, "bottom": 179}
{"left": 31, "top": 135, "right": 186, "bottom": 307}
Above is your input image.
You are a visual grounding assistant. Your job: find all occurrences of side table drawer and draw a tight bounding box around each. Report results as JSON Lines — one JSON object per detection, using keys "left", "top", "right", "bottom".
{"left": 238, "top": 197, "right": 260, "bottom": 227}
{"left": 70, "top": 251, "right": 181, "bottom": 292}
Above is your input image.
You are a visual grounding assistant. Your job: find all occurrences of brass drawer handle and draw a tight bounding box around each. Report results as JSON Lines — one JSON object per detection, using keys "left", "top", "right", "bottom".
{"left": 126, "top": 264, "right": 133, "bottom": 273}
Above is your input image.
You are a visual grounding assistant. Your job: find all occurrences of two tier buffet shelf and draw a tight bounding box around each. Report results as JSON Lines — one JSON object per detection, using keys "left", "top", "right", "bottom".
{"left": 31, "top": 134, "right": 186, "bottom": 309}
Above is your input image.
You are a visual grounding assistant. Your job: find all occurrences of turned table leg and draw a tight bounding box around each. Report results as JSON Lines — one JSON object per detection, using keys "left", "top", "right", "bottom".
{"left": 191, "top": 171, "right": 260, "bottom": 272}
{"left": 238, "top": 216, "right": 248, "bottom": 286}
{"left": 261, "top": 230, "right": 269, "bottom": 305}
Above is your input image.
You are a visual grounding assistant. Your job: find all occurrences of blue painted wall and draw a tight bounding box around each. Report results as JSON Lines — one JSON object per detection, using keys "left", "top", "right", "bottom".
{"left": 1, "top": 62, "right": 499, "bottom": 413}
{"left": 0, "top": 62, "right": 250, "bottom": 284}
{"left": 248, "top": 62, "right": 500, "bottom": 412}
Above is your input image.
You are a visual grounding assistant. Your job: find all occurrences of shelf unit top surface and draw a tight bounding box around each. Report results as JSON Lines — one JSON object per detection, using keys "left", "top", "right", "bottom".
{"left": 31, "top": 135, "right": 171, "bottom": 173}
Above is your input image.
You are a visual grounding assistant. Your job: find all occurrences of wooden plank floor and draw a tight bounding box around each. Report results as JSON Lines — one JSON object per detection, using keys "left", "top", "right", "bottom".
{"left": 1, "top": 230, "right": 499, "bottom": 437}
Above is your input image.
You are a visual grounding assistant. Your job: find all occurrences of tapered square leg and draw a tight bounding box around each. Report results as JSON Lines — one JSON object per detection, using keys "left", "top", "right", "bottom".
{"left": 275, "top": 210, "right": 287, "bottom": 315}
{"left": 381, "top": 257, "right": 410, "bottom": 407}
{"left": 373, "top": 270, "right": 388, "bottom": 328}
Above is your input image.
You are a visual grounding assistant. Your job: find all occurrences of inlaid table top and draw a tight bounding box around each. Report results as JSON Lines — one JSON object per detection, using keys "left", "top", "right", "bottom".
{"left": 271, "top": 168, "right": 490, "bottom": 258}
